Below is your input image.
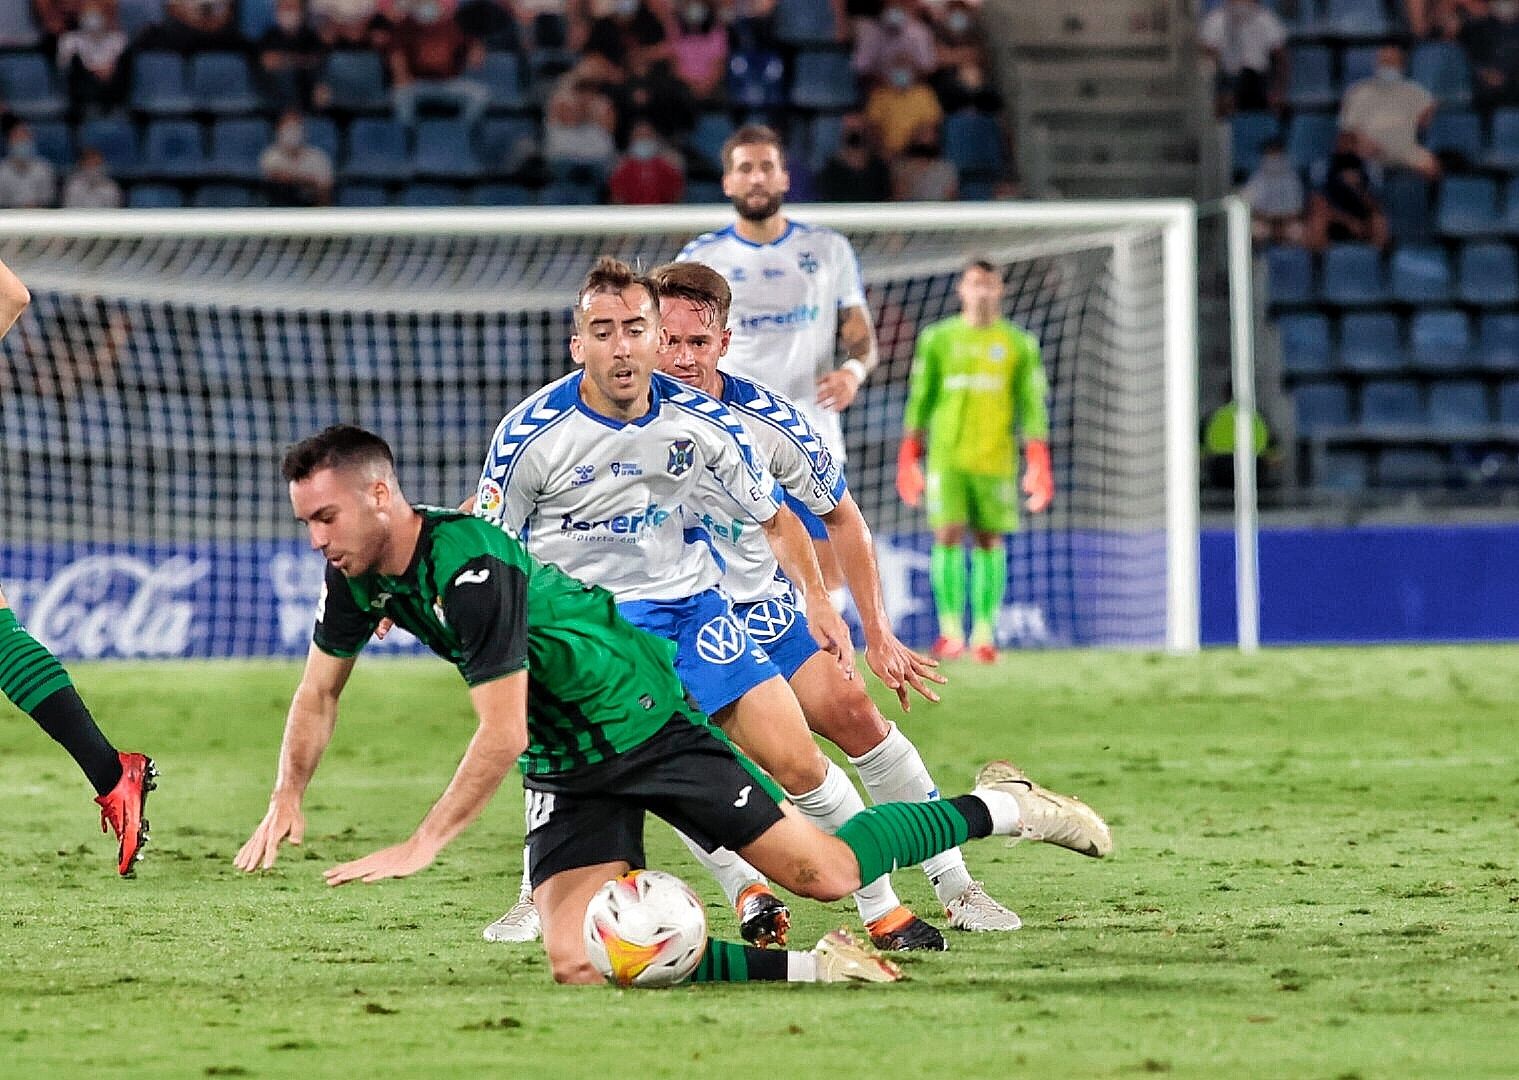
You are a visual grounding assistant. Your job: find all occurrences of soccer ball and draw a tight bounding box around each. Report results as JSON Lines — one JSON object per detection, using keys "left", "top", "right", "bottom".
{"left": 583, "top": 869, "right": 708, "bottom": 988}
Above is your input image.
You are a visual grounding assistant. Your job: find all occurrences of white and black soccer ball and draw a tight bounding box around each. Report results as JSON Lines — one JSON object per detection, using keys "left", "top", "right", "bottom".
{"left": 582, "top": 869, "right": 708, "bottom": 988}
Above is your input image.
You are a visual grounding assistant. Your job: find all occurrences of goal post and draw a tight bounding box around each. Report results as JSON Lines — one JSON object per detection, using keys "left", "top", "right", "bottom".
{"left": 0, "top": 201, "right": 1200, "bottom": 658}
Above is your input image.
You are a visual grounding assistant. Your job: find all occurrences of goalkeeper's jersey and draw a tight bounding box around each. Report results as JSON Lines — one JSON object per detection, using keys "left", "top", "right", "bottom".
{"left": 903, "top": 316, "right": 1049, "bottom": 478}
{"left": 688, "top": 373, "right": 847, "bottom": 605}
{"left": 474, "top": 370, "right": 782, "bottom": 604}
{"left": 312, "top": 507, "right": 699, "bottom": 775}
{"left": 677, "top": 219, "right": 867, "bottom": 460}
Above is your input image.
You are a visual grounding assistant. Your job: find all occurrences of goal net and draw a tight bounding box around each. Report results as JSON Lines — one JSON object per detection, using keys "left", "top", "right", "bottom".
{"left": 0, "top": 204, "right": 1197, "bottom": 659}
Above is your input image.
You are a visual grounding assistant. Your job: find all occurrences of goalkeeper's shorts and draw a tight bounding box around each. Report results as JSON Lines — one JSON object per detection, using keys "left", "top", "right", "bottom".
{"left": 925, "top": 467, "right": 1020, "bottom": 533}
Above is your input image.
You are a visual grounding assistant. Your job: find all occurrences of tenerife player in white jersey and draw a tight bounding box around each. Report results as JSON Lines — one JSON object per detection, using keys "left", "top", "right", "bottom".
{"left": 677, "top": 124, "right": 881, "bottom": 595}
{"left": 651, "top": 261, "right": 1024, "bottom": 941}
{"left": 476, "top": 257, "right": 893, "bottom": 947}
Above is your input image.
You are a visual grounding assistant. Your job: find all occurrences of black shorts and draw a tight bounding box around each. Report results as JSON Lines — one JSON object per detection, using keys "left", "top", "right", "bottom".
{"left": 522, "top": 716, "right": 787, "bottom": 890}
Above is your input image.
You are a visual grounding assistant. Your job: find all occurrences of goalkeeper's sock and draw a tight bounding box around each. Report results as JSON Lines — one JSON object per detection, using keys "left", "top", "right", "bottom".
{"left": 687, "top": 938, "right": 788, "bottom": 983}
{"left": 969, "top": 544, "right": 1007, "bottom": 648}
{"left": 790, "top": 761, "right": 902, "bottom": 924}
{"left": 929, "top": 544, "right": 967, "bottom": 642}
{"left": 0, "top": 608, "right": 122, "bottom": 796}
{"left": 835, "top": 797, "right": 994, "bottom": 886}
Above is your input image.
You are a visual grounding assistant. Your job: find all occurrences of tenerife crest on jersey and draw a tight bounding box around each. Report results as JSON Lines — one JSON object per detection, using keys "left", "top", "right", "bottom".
{"left": 667, "top": 439, "right": 695, "bottom": 477}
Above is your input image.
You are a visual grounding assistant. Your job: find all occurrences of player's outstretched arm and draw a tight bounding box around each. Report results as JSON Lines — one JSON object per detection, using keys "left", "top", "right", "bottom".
{"left": 761, "top": 506, "right": 855, "bottom": 679}
{"left": 324, "top": 671, "right": 528, "bottom": 886}
{"left": 234, "top": 645, "right": 357, "bottom": 871}
{"left": 0, "top": 256, "right": 31, "bottom": 338}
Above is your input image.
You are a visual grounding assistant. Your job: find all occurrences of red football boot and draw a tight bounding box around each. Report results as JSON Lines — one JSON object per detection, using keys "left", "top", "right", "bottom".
{"left": 94, "top": 752, "right": 157, "bottom": 876}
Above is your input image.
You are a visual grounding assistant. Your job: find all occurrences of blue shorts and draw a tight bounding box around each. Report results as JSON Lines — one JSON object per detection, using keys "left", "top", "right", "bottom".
{"left": 734, "top": 588, "right": 820, "bottom": 681}
{"left": 617, "top": 588, "right": 779, "bottom": 716}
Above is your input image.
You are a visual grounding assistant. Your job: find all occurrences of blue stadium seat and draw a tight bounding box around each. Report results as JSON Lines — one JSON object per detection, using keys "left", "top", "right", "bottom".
{"left": 322, "top": 51, "right": 389, "bottom": 113}
{"left": 414, "top": 119, "right": 483, "bottom": 179}
{"left": 118, "top": 0, "right": 165, "bottom": 37}
{"left": 1380, "top": 171, "right": 1433, "bottom": 243}
{"left": 343, "top": 118, "right": 411, "bottom": 180}
{"left": 539, "top": 180, "right": 600, "bottom": 205}
{"left": 773, "top": 0, "right": 840, "bottom": 45}
{"left": 1360, "top": 379, "right": 1425, "bottom": 430}
{"left": 1410, "top": 41, "right": 1472, "bottom": 107}
{"left": 142, "top": 119, "right": 207, "bottom": 177}
{"left": 943, "top": 112, "right": 1004, "bottom": 178}
{"left": 689, "top": 112, "right": 735, "bottom": 174}
{"left": 790, "top": 50, "right": 859, "bottom": 110}
{"left": 131, "top": 52, "right": 194, "bottom": 115}
{"left": 1339, "top": 312, "right": 1403, "bottom": 372}
{"left": 960, "top": 177, "right": 997, "bottom": 201}
{"left": 128, "top": 183, "right": 185, "bottom": 209}
{"left": 1423, "top": 110, "right": 1482, "bottom": 163}
{"left": 1436, "top": 175, "right": 1502, "bottom": 236}
{"left": 476, "top": 116, "right": 537, "bottom": 175}
{"left": 1408, "top": 309, "right": 1472, "bottom": 370}
{"left": 0, "top": 53, "right": 65, "bottom": 119}
{"left": 1478, "top": 314, "right": 1519, "bottom": 370}
{"left": 1428, "top": 380, "right": 1489, "bottom": 433}
{"left": 398, "top": 183, "right": 464, "bottom": 206}
{"left": 1389, "top": 245, "right": 1451, "bottom": 303}
{"left": 304, "top": 116, "right": 340, "bottom": 162}
{"left": 1487, "top": 109, "right": 1519, "bottom": 171}
{"left": 470, "top": 182, "right": 535, "bottom": 206}
{"left": 207, "top": 118, "right": 271, "bottom": 181}
{"left": 1341, "top": 45, "right": 1379, "bottom": 86}
{"left": 240, "top": 0, "right": 277, "bottom": 38}
{"left": 190, "top": 52, "right": 262, "bottom": 114}
{"left": 1266, "top": 245, "right": 1314, "bottom": 305}
{"left": 1286, "top": 45, "right": 1336, "bottom": 109}
{"left": 1503, "top": 178, "right": 1519, "bottom": 234}
{"left": 728, "top": 50, "right": 786, "bottom": 109}
{"left": 1500, "top": 379, "right": 1519, "bottom": 423}
{"left": 1456, "top": 242, "right": 1519, "bottom": 305}
{"left": 1378, "top": 447, "right": 1445, "bottom": 487}
{"left": 1319, "top": 243, "right": 1387, "bottom": 305}
{"left": 478, "top": 51, "right": 529, "bottom": 112}
{"left": 1286, "top": 112, "right": 1337, "bottom": 172}
{"left": 1295, "top": 383, "right": 1351, "bottom": 434}
{"left": 193, "top": 182, "right": 261, "bottom": 207}
{"left": 78, "top": 118, "right": 140, "bottom": 176}
{"left": 684, "top": 179, "right": 725, "bottom": 203}
{"left": 1314, "top": 0, "right": 1389, "bottom": 38}
{"left": 337, "top": 183, "right": 389, "bottom": 206}
{"left": 1230, "top": 112, "right": 1279, "bottom": 178}
{"left": 1320, "top": 448, "right": 1369, "bottom": 492}
{"left": 1279, "top": 313, "right": 1334, "bottom": 375}
{"left": 30, "top": 121, "right": 73, "bottom": 172}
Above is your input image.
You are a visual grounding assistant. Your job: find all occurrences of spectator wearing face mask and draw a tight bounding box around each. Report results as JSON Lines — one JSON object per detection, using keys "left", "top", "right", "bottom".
{"left": 669, "top": 1, "right": 729, "bottom": 101}
{"left": 891, "top": 120, "right": 957, "bottom": 201}
{"left": 388, "top": 0, "right": 490, "bottom": 130}
{"left": 1197, "top": 0, "right": 1287, "bottom": 115}
{"left": 929, "top": 0, "right": 982, "bottom": 72}
{"left": 56, "top": 0, "right": 128, "bottom": 118}
{"left": 1461, "top": 0, "right": 1519, "bottom": 107}
{"left": 817, "top": 112, "right": 891, "bottom": 202}
{"left": 260, "top": 111, "right": 335, "bottom": 206}
{"left": 1241, "top": 138, "right": 1305, "bottom": 245}
{"left": 853, "top": 0, "right": 937, "bottom": 85}
{"left": 608, "top": 119, "right": 685, "bottom": 204}
{"left": 864, "top": 62, "right": 944, "bottom": 156}
{"left": 61, "top": 147, "right": 122, "bottom": 209}
{"left": 258, "top": 0, "right": 327, "bottom": 110}
{"left": 0, "top": 124, "right": 57, "bottom": 209}
{"left": 1306, "top": 146, "right": 1388, "bottom": 251}
{"left": 1338, "top": 44, "right": 1440, "bottom": 180}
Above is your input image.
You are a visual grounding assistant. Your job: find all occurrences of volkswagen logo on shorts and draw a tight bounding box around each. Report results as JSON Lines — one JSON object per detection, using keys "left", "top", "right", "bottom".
{"left": 695, "top": 614, "right": 747, "bottom": 664}
{"left": 743, "top": 597, "right": 795, "bottom": 645}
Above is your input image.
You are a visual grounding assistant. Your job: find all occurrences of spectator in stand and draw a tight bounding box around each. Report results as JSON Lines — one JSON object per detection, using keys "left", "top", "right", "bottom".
{"left": 543, "top": 81, "right": 618, "bottom": 185}
{"left": 456, "top": 0, "right": 521, "bottom": 50}
{"left": 608, "top": 118, "right": 685, "bottom": 203}
{"left": 0, "top": 124, "right": 57, "bottom": 209}
{"left": 30, "top": 0, "right": 77, "bottom": 42}
{"left": 258, "top": 0, "right": 327, "bottom": 110}
{"left": 668, "top": 1, "right": 729, "bottom": 103}
{"left": 260, "top": 110, "right": 335, "bottom": 206}
{"left": 1197, "top": 0, "right": 1287, "bottom": 115}
{"left": 1405, "top": 0, "right": 1487, "bottom": 39}
{"left": 1241, "top": 137, "right": 1305, "bottom": 245}
{"left": 891, "top": 120, "right": 958, "bottom": 201}
{"left": 1306, "top": 145, "right": 1388, "bottom": 250}
{"left": 388, "top": 0, "right": 489, "bottom": 130}
{"left": 1338, "top": 44, "right": 1440, "bottom": 180}
{"left": 580, "top": 0, "right": 669, "bottom": 72}
{"left": 817, "top": 111, "right": 891, "bottom": 202}
{"left": 310, "top": 0, "right": 393, "bottom": 50}
{"left": 61, "top": 146, "right": 122, "bottom": 208}
{"left": 614, "top": 51, "right": 698, "bottom": 144}
{"left": 56, "top": 0, "right": 128, "bottom": 117}
{"left": 864, "top": 62, "right": 943, "bottom": 156}
{"left": 1462, "top": 0, "right": 1519, "bottom": 107}
{"left": 138, "top": 0, "right": 248, "bottom": 53}
{"left": 929, "top": 0, "right": 982, "bottom": 72}
{"left": 853, "top": 0, "right": 936, "bottom": 86}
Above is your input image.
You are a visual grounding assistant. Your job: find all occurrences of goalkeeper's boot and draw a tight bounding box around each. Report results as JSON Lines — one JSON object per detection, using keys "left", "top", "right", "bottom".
{"left": 483, "top": 892, "right": 541, "bottom": 943}
{"left": 866, "top": 905, "right": 947, "bottom": 952}
{"left": 94, "top": 752, "right": 156, "bottom": 877}
{"left": 930, "top": 636, "right": 965, "bottom": 661}
{"left": 972, "top": 643, "right": 998, "bottom": 665}
{"left": 945, "top": 881, "right": 1023, "bottom": 932}
{"left": 812, "top": 929, "right": 903, "bottom": 983}
{"left": 973, "top": 760, "right": 1113, "bottom": 858}
{"left": 736, "top": 883, "right": 790, "bottom": 947}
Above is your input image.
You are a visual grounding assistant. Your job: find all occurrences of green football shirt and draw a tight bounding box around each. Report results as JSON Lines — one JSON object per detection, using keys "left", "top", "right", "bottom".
{"left": 903, "top": 316, "right": 1049, "bottom": 478}
{"left": 312, "top": 506, "right": 701, "bottom": 775}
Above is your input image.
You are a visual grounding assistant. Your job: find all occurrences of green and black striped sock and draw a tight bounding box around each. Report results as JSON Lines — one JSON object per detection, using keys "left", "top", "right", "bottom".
{"left": 687, "top": 938, "right": 787, "bottom": 983}
{"left": 835, "top": 797, "right": 992, "bottom": 885}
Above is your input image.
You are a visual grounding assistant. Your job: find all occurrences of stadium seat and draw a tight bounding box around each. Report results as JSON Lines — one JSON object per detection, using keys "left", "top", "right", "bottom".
{"left": 1279, "top": 313, "right": 1334, "bottom": 375}
{"left": 790, "top": 50, "right": 859, "bottom": 110}
{"left": 142, "top": 119, "right": 207, "bottom": 177}
{"left": 1380, "top": 171, "right": 1433, "bottom": 243}
{"left": 131, "top": 52, "right": 194, "bottom": 115}
{"left": 118, "top": 0, "right": 165, "bottom": 37}
{"left": 1294, "top": 382, "right": 1351, "bottom": 434}
{"left": 78, "top": 118, "right": 141, "bottom": 176}
{"left": 960, "top": 177, "right": 997, "bottom": 201}
{"left": 1338, "top": 312, "right": 1403, "bottom": 372}
{"left": 1408, "top": 309, "right": 1472, "bottom": 370}
{"left": 683, "top": 179, "right": 725, "bottom": 203}
{"left": 0, "top": 53, "right": 65, "bottom": 119}
{"left": 1265, "top": 245, "right": 1314, "bottom": 305}
{"left": 1423, "top": 110, "right": 1482, "bottom": 163}
{"left": 773, "top": 0, "right": 840, "bottom": 46}
{"left": 1456, "top": 242, "right": 1519, "bottom": 305}
{"left": 321, "top": 50, "right": 390, "bottom": 113}
{"left": 207, "top": 118, "right": 272, "bottom": 181}
{"left": 1503, "top": 178, "right": 1519, "bottom": 234}
{"left": 1500, "top": 380, "right": 1519, "bottom": 423}
{"left": 478, "top": 51, "right": 529, "bottom": 112}
{"left": 240, "top": 0, "right": 277, "bottom": 38}
{"left": 1320, "top": 448, "right": 1369, "bottom": 492}
{"left": 1437, "top": 175, "right": 1502, "bottom": 240}
{"left": 1486, "top": 109, "right": 1519, "bottom": 171}
{"left": 1286, "top": 112, "right": 1337, "bottom": 172}
{"left": 1360, "top": 379, "right": 1426, "bottom": 431}
{"left": 1319, "top": 243, "right": 1387, "bottom": 305}
{"left": 127, "top": 183, "right": 185, "bottom": 208}
{"left": 1341, "top": 45, "right": 1379, "bottom": 86}
{"left": 1286, "top": 45, "right": 1336, "bottom": 109}
{"left": 476, "top": 116, "right": 538, "bottom": 175}
{"left": 727, "top": 50, "right": 786, "bottom": 109}
{"left": 1410, "top": 42, "right": 1473, "bottom": 107}
{"left": 336, "top": 183, "right": 389, "bottom": 206}
{"left": 470, "top": 182, "right": 535, "bottom": 206}
{"left": 526, "top": 47, "right": 575, "bottom": 100}
{"left": 1230, "top": 112, "right": 1279, "bottom": 178}
{"left": 1378, "top": 447, "right": 1446, "bottom": 487}
{"left": 1478, "top": 313, "right": 1519, "bottom": 370}
{"left": 342, "top": 118, "right": 411, "bottom": 181}
{"left": 943, "top": 112, "right": 1004, "bottom": 179}
{"left": 193, "top": 182, "right": 261, "bottom": 207}
{"left": 398, "top": 183, "right": 464, "bottom": 206}
{"left": 30, "top": 120, "right": 72, "bottom": 172}
{"left": 540, "top": 179, "right": 600, "bottom": 205}
{"left": 304, "top": 115, "right": 341, "bottom": 162}
{"left": 414, "top": 119, "right": 483, "bottom": 179}
{"left": 689, "top": 112, "right": 735, "bottom": 176}
{"left": 1314, "top": 0, "right": 1390, "bottom": 38}
{"left": 1389, "top": 245, "right": 1452, "bottom": 303}
{"left": 1428, "top": 379, "right": 1489, "bottom": 433}
{"left": 190, "top": 52, "right": 262, "bottom": 114}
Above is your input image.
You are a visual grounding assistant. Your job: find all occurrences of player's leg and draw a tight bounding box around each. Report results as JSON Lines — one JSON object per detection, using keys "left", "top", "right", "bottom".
{"left": 967, "top": 474, "right": 1019, "bottom": 663}
{"left": 0, "top": 585, "right": 155, "bottom": 875}
{"left": 926, "top": 467, "right": 971, "bottom": 658}
{"left": 482, "top": 789, "right": 540, "bottom": 943}
{"left": 536, "top": 860, "right": 634, "bottom": 985}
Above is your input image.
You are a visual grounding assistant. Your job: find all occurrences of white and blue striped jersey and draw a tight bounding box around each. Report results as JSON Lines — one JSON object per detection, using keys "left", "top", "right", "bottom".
{"left": 475, "top": 370, "right": 782, "bottom": 604}
{"left": 676, "top": 220, "right": 867, "bottom": 460}
{"left": 689, "top": 373, "right": 847, "bottom": 605}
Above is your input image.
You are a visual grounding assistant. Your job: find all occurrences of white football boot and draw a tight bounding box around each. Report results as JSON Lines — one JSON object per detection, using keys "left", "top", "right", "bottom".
{"left": 812, "top": 929, "right": 903, "bottom": 983}
{"left": 973, "top": 760, "right": 1114, "bottom": 858}
{"left": 944, "top": 880, "right": 1023, "bottom": 932}
{"left": 482, "top": 892, "right": 542, "bottom": 943}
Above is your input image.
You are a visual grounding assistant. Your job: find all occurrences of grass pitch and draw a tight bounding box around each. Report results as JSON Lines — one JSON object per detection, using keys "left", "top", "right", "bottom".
{"left": 1, "top": 647, "right": 1515, "bottom": 1079}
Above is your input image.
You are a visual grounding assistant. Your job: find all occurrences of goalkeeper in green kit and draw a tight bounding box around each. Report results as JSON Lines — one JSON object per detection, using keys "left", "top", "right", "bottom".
{"left": 896, "top": 259, "right": 1053, "bottom": 664}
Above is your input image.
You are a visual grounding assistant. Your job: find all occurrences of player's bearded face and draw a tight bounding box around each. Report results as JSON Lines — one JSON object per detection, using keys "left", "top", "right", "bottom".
{"left": 656, "top": 297, "right": 727, "bottom": 396}
{"left": 572, "top": 286, "right": 662, "bottom": 417}
{"left": 723, "top": 146, "right": 788, "bottom": 222}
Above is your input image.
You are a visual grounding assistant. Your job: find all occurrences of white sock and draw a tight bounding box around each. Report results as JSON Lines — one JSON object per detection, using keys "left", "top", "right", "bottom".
{"left": 971, "top": 787, "right": 1023, "bottom": 836}
{"left": 675, "top": 829, "right": 766, "bottom": 907}
{"left": 790, "top": 760, "right": 901, "bottom": 924}
{"left": 787, "top": 951, "right": 819, "bottom": 982}
{"left": 849, "top": 723, "right": 974, "bottom": 905}
{"left": 517, "top": 843, "right": 531, "bottom": 902}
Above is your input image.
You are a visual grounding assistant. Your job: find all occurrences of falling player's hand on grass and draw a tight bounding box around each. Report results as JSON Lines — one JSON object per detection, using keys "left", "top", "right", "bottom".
{"left": 1023, "top": 439, "right": 1053, "bottom": 514}
{"left": 324, "top": 836, "right": 439, "bottom": 886}
{"left": 864, "top": 634, "right": 946, "bottom": 712}
{"left": 234, "top": 794, "right": 306, "bottom": 871}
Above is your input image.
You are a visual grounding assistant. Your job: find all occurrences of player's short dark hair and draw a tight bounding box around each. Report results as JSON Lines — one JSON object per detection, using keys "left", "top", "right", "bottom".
{"left": 574, "top": 255, "right": 661, "bottom": 328}
{"left": 649, "top": 261, "right": 731, "bottom": 329}
{"left": 281, "top": 424, "right": 395, "bottom": 484}
{"left": 963, "top": 257, "right": 1000, "bottom": 276}
{"left": 721, "top": 124, "right": 786, "bottom": 173}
